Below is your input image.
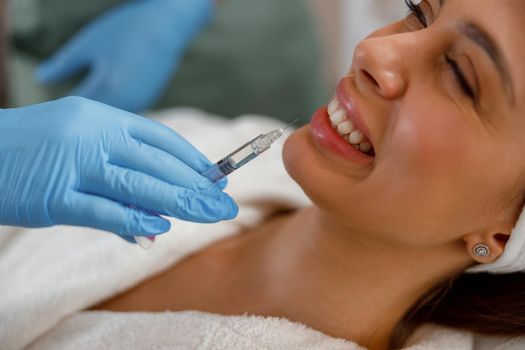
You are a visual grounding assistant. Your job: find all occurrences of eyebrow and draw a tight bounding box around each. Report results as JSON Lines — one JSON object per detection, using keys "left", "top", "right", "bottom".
{"left": 458, "top": 21, "right": 516, "bottom": 104}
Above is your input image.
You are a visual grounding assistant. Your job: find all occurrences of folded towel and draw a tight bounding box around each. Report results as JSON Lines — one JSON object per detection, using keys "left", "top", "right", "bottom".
{"left": 26, "top": 311, "right": 474, "bottom": 350}
{"left": 0, "top": 108, "right": 522, "bottom": 349}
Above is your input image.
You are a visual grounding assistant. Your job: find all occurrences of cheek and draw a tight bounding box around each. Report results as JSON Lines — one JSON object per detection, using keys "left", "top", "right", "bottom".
{"left": 394, "top": 109, "right": 465, "bottom": 170}
{"left": 282, "top": 126, "right": 406, "bottom": 243}
{"left": 379, "top": 103, "right": 487, "bottom": 240}
{"left": 282, "top": 104, "right": 498, "bottom": 248}
{"left": 393, "top": 104, "right": 475, "bottom": 182}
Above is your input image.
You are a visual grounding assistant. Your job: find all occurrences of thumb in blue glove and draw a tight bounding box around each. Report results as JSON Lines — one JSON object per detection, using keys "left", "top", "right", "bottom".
{"left": 0, "top": 97, "right": 237, "bottom": 242}
{"left": 36, "top": 0, "right": 214, "bottom": 112}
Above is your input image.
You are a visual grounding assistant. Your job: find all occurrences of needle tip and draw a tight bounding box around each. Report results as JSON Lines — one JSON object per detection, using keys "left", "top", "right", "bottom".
{"left": 283, "top": 117, "right": 303, "bottom": 131}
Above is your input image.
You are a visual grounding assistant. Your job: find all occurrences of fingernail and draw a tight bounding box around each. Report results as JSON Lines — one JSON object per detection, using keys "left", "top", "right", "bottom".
{"left": 135, "top": 236, "right": 154, "bottom": 249}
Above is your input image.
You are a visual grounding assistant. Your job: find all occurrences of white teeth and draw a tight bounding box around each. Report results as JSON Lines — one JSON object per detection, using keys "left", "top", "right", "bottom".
{"left": 327, "top": 98, "right": 374, "bottom": 155}
{"left": 329, "top": 110, "right": 346, "bottom": 125}
{"left": 328, "top": 99, "right": 339, "bottom": 115}
{"left": 359, "top": 142, "right": 372, "bottom": 153}
{"left": 337, "top": 120, "right": 354, "bottom": 135}
{"left": 349, "top": 130, "right": 364, "bottom": 144}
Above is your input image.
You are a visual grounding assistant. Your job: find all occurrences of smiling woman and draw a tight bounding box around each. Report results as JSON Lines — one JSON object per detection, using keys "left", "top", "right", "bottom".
{"left": 4, "top": 1, "right": 525, "bottom": 350}
{"left": 283, "top": 0, "right": 525, "bottom": 346}
{"left": 98, "top": 0, "right": 525, "bottom": 347}
{"left": 91, "top": 1, "right": 525, "bottom": 348}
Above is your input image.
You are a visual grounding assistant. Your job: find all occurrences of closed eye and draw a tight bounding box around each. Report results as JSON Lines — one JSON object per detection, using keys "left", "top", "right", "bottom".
{"left": 445, "top": 56, "right": 476, "bottom": 100}
{"left": 405, "top": 1, "right": 477, "bottom": 103}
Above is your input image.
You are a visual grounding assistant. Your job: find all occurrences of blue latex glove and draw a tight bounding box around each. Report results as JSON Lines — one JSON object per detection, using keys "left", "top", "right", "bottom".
{"left": 0, "top": 97, "right": 237, "bottom": 242}
{"left": 36, "top": 0, "right": 214, "bottom": 112}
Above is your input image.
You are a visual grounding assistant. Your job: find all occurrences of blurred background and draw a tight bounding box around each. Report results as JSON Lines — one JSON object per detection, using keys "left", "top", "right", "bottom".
{"left": 5, "top": 0, "right": 405, "bottom": 122}
{"left": 309, "top": 0, "right": 404, "bottom": 83}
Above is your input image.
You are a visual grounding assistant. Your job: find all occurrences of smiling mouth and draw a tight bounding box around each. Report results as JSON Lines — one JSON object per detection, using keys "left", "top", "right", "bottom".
{"left": 327, "top": 98, "right": 376, "bottom": 157}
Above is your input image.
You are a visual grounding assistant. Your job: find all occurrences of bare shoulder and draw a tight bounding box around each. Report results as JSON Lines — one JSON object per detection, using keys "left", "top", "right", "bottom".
{"left": 92, "top": 209, "right": 296, "bottom": 314}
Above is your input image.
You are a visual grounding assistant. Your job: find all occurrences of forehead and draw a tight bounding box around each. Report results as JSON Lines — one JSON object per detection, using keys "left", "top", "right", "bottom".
{"left": 441, "top": 0, "right": 525, "bottom": 106}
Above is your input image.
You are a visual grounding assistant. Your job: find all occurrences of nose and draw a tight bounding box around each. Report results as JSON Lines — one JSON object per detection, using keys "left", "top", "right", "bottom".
{"left": 352, "top": 36, "right": 409, "bottom": 100}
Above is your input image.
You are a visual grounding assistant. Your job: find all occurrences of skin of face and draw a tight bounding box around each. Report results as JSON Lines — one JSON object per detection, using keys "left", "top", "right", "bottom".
{"left": 283, "top": 0, "right": 525, "bottom": 254}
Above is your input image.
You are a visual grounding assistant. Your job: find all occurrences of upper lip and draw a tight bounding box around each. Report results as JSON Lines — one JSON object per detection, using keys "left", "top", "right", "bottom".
{"left": 336, "top": 78, "right": 375, "bottom": 154}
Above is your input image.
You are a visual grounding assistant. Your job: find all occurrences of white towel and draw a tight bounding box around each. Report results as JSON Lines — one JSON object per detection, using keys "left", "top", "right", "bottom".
{"left": 26, "top": 311, "right": 475, "bottom": 350}
{"left": 467, "top": 209, "right": 525, "bottom": 273}
{"left": 0, "top": 109, "right": 521, "bottom": 349}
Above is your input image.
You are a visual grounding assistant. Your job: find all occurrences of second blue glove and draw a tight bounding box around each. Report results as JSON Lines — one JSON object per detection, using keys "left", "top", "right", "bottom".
{"left": 37, "top": 0, "right": 214, "bottom": 112}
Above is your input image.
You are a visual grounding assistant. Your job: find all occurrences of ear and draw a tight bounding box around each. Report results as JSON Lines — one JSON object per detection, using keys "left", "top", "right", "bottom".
{"left": 462, "top": 231, "right": 510, "bottom": 264}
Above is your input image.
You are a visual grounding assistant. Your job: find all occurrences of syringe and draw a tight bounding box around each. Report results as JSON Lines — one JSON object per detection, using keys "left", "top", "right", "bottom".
{"left": 200, "top": 129, "right": 284, "bottom": 182}
{"left": 133, "top": 119, "right": 299, "bottom": 249}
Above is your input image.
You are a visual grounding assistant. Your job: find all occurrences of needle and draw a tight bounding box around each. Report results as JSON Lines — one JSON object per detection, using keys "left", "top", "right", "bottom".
{"left": 282, "top": 117, "right": 302, "bottom": 131}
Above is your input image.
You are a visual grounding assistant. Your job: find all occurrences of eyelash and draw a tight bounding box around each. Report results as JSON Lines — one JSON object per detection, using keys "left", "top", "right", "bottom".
{"left": 404, "top": 0, "right": 477, "bottom": 101}
{"left": 405, "top": 0, "right": 428, "bottom": 27}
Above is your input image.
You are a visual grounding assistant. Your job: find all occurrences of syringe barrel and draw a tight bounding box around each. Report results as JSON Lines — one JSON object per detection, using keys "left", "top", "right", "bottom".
{"left": 201, "top": 130, "right": 283, "bottom": 183}
{"left": 201, "top": 163, "right": 226, "bottom": 183}
{"left": 201, "top": 135, "right": 261, "bottom": 182}
{"left": 201, "top": 147, "right": 256, "bottom": 183}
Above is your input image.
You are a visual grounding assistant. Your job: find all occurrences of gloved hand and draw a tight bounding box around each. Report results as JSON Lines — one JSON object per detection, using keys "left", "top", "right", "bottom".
{"left": 36, "top": 0, "right": 214, "bottom": 112}
{"left": 0, "top": 96, "right": 237, "bottom": 242}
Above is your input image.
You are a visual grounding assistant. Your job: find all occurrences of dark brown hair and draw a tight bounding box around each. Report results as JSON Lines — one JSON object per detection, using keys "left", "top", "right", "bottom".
{"left": 391, "top": 272, "right": 525, "bottom": 348}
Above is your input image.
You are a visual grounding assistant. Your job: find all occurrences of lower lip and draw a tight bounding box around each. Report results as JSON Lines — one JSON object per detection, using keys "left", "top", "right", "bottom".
{"left": 309, "top": 107, "right": 374, "bottom": 164}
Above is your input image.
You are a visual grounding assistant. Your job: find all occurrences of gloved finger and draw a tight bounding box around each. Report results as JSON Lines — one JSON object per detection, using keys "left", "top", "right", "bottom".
{"left": 217, "top": 177, "right": 228, "bottom": 190}
{"left": 83, "top": 164, "right": 238, "bottom": 222}
{"left": 36, "top": 37, "right": 91, "bottom": 84}
{"left": 111, "top": 136, "right": 219, "bottom": 192}
{"left": 128, "top": 117, "right": 213, "bottom": 174}
{"left": 52, "top": 191, "right": 171, "bottom": 237}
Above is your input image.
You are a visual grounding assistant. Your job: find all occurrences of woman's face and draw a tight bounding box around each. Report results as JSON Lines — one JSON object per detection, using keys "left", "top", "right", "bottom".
{"left": 283, "top": 0, "right": 525, "bottom": 247}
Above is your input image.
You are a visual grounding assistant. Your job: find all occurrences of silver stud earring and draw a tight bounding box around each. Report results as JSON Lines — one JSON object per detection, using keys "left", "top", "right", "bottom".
{"left": 473, "top": 244, "right": 490, "bottom": 257}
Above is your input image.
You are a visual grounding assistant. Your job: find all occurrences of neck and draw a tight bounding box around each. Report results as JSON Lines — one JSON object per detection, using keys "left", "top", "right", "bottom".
{"left": 243, "top": 207, "right": 471, "bottom": 350}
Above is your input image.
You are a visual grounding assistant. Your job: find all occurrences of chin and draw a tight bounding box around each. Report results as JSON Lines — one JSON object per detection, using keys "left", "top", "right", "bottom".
{"left": 282, "top": 123, "right": 377, "bottom": 230}
{"left": 282, "top": 126, "right": 312, "bottom": 187}
{"left": 282, "top": 125, "right": 341, "bottom": 215}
